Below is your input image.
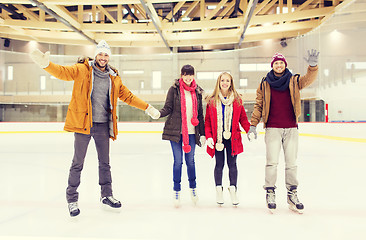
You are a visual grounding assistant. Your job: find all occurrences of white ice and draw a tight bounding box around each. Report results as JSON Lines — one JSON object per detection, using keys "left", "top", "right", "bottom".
{"left": 0, "top": 122, "right": 365, "bottom": 240}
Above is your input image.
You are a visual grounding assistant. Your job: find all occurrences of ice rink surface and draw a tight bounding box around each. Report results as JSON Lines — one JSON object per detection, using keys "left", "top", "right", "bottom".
{"left": 0, "top": 122, "right": 365, "bottom": 240}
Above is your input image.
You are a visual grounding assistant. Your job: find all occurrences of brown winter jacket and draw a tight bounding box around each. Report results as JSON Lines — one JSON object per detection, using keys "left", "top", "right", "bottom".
{"left": 251, "top": 66, "right": 318, "bottom": 128}
{"left": 160, "top": 79, "right": 205, "bottom": 146}
{"left": 44, "top": 59, "right": 148, "bottom": 140}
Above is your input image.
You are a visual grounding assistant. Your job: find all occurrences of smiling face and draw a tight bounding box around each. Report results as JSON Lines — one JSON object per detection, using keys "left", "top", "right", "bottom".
{"left": 95, "top": 52, "right": 110, "bottom": 71}
{"left": 219, "top": 73, "right": 232, "bottom": 95}
{"left": 272, "top": 60, "right": 286, "bottom": 74}
{"left": 181, "top": 74, "right": 194, "bottom": 86}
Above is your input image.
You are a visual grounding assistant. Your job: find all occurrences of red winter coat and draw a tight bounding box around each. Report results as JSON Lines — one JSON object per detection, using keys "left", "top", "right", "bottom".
{"left": 205, "top": 98, "right": 251, "bottom": 158}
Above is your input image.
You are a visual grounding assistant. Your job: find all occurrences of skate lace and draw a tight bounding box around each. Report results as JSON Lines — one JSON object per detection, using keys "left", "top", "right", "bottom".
{"left": 175, "top": 191, "right": 180, "bottom": 200}
{"left": 68, "top": 202, "right": 78, "bottom": 211}
{"left": 267, "top": 192, "right": 275, "bottom": 204}
{"left": 107, "top": 196, "right": 119, "bottom": 204}
{"left": 289, "top": 191, "right": 300, "bottom": 204}
{"left": 191, "top": 189, "right": 197, "bottom": 197}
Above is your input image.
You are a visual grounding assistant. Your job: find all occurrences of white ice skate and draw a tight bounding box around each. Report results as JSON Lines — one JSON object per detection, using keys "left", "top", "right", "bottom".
{"left": 216, "top": 186, "right": 224, "bottom": 206}
{"left": 228, "top": 186, "right": 239, "bottom": 206}
{"left": 100, "top": 196, "right": 122, "bottom": 213}
{"left": 190, "top": 188, "right": 198, "bottom": 205}
{"left": 174, "top": 191, "right": 181, "bottom": 208}
{"left": 287, "top": 188, "right": 304, "bottom": 214}
{"left": 266, "top": 188, "right": 276, "bottom": 214}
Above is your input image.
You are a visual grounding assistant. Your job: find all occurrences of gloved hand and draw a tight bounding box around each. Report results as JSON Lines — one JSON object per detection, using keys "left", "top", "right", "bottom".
{"left": 207, "top": 138, "right": 214, "bottom": 149}
{"left": 304, "top": 49, "right": 319, "bottom": 67}
{"left": 145, "top": 104, "right": 160, "bottom": 119}
{"left": 29, "top": 49, "right": 50, "bottom": 68}
{"left": 247, "top": 125, "right": 257, "bottom": 141}
{"left": 200, "top": 136, "right": 206, "bottom": 146}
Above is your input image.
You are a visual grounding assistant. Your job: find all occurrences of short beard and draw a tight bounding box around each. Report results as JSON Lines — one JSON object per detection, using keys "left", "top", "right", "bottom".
{"left": 274, "top": 69, "right": 285, "bottom": 76}
{"left": 95, "top": 60, "right": 107, "bottom": 70}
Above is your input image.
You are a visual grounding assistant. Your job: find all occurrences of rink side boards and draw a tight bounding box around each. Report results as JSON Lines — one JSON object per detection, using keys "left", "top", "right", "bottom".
{"left": 0, "top": 130, "right": 365, "bottom": 143}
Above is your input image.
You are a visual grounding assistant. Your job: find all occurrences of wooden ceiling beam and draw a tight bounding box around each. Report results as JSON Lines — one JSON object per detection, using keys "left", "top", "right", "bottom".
{"left": 96, "top": 5, "right": 117, "bottom": 23}
{"left": 13, "top": 4, "right": 39, "bottom": 21}
{"left": 253, "top": 0, "right": 272, "bottom": 15}
{"left": 206, "top": 0, "right": 229, "bottom": 20}
{"left": 3, "top": 0, "right": 189, "bottom": 4}
{"left": 163, "top": 1, "right": 185, "bottom": 22}
{"left": 252, "top": 7, "right": 334, "bottom": 25}
{"left": 1, "top": 19, "right": 69, "bottom": 30}
{"left": 178, "top": 1, "right": 199, "bottom": 22}
{"left": 218, "top": 1, "right": 235, "bottom": 19}
{"left": 82, "top": 23, "right": 156, "bottom": 32}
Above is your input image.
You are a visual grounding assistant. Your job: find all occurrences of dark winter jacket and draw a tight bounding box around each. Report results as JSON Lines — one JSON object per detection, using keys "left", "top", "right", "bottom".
{"left": 160, "top": 79, "right": 205, "bottom": 146}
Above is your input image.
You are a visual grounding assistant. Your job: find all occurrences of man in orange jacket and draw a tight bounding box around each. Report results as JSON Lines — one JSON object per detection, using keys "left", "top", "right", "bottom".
{"left": 30, "top": 40, "right": 160, "bottom": 217}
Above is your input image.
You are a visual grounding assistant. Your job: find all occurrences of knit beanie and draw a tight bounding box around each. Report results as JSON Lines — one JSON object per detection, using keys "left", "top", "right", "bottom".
{"left": 271, "top": 53, "right": 287, "bottom": 68}
{"left": 94, "top": 40, "right": 111, "bottom": 57}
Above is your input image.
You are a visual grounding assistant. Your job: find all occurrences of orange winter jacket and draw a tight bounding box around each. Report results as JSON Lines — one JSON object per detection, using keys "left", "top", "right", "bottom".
{"left": 44, "top": 59, "right": 148, "bottom": 140}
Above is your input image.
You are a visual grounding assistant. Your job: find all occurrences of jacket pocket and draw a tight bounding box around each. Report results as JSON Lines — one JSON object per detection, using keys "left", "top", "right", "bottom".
{"left": 65, "top": 108, "right": 88, "bottom": 129}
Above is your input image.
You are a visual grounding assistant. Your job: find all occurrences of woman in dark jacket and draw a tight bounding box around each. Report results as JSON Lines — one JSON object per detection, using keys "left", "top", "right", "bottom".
{"left": 158, "top": 65, "right": 205, "bottom": 208}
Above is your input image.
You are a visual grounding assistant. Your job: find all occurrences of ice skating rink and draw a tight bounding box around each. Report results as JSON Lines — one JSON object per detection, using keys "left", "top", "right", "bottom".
{"left": 0, "top": 122, "right": 365, "bottom": 240}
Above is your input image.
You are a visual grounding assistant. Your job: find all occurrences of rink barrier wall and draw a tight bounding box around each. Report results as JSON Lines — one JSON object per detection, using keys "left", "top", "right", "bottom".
{"left": 0, "top": 122, "right": 365, "bottom": 143}
{"left": 0, "top": 131, "right": 365, "bottom": 143}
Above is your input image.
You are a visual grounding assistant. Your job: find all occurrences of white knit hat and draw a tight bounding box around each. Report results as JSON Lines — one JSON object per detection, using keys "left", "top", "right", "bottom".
{"left": 94, "top": 40, "right": 111, "bottom": 57}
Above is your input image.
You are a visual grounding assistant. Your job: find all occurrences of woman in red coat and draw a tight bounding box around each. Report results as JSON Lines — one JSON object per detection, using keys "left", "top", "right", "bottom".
{"left": 205, "top": 72, "right": 250, "bottom": 206}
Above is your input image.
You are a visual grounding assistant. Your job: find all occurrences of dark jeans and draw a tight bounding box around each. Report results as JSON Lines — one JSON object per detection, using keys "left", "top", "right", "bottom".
{"left": 66, "top": 122, "right": 112, "bottom": 203}
{"left": 170, "top": 134, "right": 196, "bottom": 192}
{"left": 214, "top": 138, "right": 238, "bottom": 187}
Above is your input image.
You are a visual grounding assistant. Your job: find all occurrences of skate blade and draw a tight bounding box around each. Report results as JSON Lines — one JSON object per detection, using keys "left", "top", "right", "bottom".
{"left": 288, "top": 204, "right": 304, "bottom": 214}
{"left": 68, "top": 214, "right": 80, "bottom": 222}
{"left": 101, "top": 203, "right": 122, "bottom": 213}
{"left": 217, "top": 202, "right": 224, "bottom": 206}
{"left": 268, "top": 208, "right": 276, "bottom": 214}
{"left": 174, "top": 201, "right": 181, "bottom": 208}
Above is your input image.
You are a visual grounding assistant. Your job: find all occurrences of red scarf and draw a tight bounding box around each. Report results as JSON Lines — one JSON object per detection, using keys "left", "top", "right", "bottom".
{"left": 179, "top": 78, "right": 199, "bottom": 153}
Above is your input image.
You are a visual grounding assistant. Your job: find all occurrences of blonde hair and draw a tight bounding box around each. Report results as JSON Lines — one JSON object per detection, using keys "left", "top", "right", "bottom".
{"left": 206, "top": 72, "right": 242, "bottom": 105}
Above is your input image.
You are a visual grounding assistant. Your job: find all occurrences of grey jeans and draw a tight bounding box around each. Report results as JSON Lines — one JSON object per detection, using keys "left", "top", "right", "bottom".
{"left": 264, "top": 127, "right": 299, "bottom": 191}
{"left": 66, "top": 122, "right": 112, "bottom": 203}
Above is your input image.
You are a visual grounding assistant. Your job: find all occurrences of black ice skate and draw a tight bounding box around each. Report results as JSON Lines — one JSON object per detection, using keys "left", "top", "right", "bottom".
{"left": 266, "top": 187, "right": 276, "bottom": 213}
{"left": 68, "top": 202, "right": 80, "bottom": 217}
{"left": 100, "top": 196, "right": 122, "bottom": 211}
{"left": 287, "top": 187, "right": 304, "bottom": 214}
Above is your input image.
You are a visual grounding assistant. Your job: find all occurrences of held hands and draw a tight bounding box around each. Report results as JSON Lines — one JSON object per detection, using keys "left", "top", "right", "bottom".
{"left": 145, "top": 104, "right": 160, "bottom": 119}
{"left": 29, "top": 49, "right": 50, "bottom": 69}
{"left": 247, "top": 125, "right": 257, "bottom": 141}
{"left": 207, "top": 138, "right": 214, "bottom": 149}
{"left": 304, "top": 49, "right": 319, "bottom": 67}
{"left": 200, "top": 136, "right": 206, "bottom": 146}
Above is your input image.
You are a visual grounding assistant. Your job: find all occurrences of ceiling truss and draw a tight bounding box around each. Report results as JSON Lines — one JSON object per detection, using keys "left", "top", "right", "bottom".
{"left": 0, "top": 0, "right": 349, "bottom": 49}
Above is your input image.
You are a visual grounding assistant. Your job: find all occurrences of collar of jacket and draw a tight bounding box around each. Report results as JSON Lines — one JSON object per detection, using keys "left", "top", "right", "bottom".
{"left": 85, "top": 59, "right": 118, "bottom": 77}
{"left": 172, "top": 78, "right": 204, "bottom": 94}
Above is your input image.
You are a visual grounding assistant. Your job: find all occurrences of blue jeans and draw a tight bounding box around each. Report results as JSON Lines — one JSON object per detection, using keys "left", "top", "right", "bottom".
{"left": 170, "top": 134, "right": 197, "bottom": 191}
